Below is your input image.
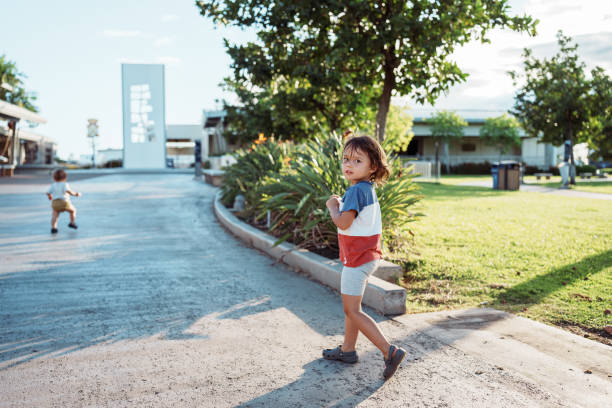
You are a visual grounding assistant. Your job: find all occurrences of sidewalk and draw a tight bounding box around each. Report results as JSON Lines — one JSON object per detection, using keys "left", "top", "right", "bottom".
{"left": 0, "top": 173, "right": 609, "bottom": 407}
{"left": 459, "top": 180, "right": 612, "bottom": 200}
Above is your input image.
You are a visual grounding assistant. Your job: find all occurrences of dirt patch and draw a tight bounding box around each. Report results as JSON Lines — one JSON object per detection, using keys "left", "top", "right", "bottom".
{"left": 555, "top": 321, "right": 612, "bottom": 347}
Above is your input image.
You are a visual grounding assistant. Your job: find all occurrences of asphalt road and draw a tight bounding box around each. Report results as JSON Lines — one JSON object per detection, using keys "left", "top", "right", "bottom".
{"left": 0, "top": 172, "right": 604, "bottom": 407}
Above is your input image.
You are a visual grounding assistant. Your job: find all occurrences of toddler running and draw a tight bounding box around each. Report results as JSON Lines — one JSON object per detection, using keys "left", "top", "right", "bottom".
{"left": 46, "top": 169, "right": 81, "bottom": 234}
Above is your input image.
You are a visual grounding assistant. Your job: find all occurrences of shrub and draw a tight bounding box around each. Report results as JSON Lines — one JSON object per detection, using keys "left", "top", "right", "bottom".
{"left": 256, "top": 133, "right": 347, "bottom": 252}
{"left": 576, "top": 164, "right": 596, "bottom": 174}
{"left": 448, "top": 161, "right": 492, "bottom": 174}
{"left": 220, "top": 138, "right": 292, "bottom": 210}
{"left": 256, "top": 132, "right": 424, "bottom": 255}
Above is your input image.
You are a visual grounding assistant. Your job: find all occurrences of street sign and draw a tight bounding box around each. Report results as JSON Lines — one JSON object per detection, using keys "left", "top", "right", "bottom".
{"left": 87, "top": 119, "right": 99, "bottom": 138}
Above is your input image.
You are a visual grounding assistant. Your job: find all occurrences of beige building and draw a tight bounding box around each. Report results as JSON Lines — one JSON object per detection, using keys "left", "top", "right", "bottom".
{"left": 0, "top": 100, "right": 49, "bottom": 175}
{"left": 0, "top": 126, "right": 56, "bottom": 166}
{"left": 405, "top": 116, "right": 563, "bottom": 170}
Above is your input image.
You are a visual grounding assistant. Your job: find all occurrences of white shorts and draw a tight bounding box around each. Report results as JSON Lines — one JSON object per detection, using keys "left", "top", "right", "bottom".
{"left": 340, "top": 259, "right": 380, "bottom": 296}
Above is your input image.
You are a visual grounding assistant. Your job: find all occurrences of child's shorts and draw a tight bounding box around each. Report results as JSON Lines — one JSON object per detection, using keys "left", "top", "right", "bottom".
{"left": 51, "top": 199, "right": 73, "bottom": 212}
{"left": 340, "top": 259, "right": 380, "bottom": 296}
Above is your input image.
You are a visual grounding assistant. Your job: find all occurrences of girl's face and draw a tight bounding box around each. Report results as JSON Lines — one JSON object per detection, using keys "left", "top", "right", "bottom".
{"left": 342, "top": 147, "right": 376, "bottom": 185}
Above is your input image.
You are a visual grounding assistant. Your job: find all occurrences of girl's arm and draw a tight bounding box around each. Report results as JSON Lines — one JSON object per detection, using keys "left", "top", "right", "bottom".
{"left": 326, "top": 195, "right": 356, "bottom": 230}
{"left": 66, "top": 190, "right": 82, "bottom": 197}
{"left": 46, "top": 193, "right": 53, "bottom": 200}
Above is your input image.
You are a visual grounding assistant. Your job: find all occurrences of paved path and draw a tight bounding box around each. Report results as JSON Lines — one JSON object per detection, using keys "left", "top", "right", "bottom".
{"left": 458, "top": 180, "right": 612, "bottom": 200}
{"left": 0, "top": 172, "right": 610, "bottom": 407}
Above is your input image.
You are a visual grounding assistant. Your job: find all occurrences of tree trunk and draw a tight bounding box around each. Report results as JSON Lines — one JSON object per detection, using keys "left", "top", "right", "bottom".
{"left": 435, "top": 140, "right": 440, "bottom": 181}
{"left": 444, "top": 141, "right": 450, "bottom": 174}
{"left": 568, "top": 124, "right": 575, "bottom": 185}
{"left": 374, "top": 61, "right": 396, "bottom": 143}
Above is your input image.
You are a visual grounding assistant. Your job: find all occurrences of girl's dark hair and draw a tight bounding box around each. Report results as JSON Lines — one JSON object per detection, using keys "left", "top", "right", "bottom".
{"left": 53, "top": 169, "right": 67, "bottom": 182}
{"left": 343, "top": 135, "right": 390, "bottom": 185}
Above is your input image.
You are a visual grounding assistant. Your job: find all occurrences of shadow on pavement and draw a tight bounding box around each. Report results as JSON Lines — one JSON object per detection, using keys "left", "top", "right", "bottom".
{"left": 236, "top": 356, "right": 385, "bottom": 408}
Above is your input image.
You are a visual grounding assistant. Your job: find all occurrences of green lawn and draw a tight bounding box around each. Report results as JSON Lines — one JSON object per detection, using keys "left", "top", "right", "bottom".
{"left": 527, "top": 177, "right": 612, "bottom": 195}
{"left": 416, "top": 174, "right": 612, "bottom": 194}
{"left": 387, "top": 182, "right": 612, "bottom": 339}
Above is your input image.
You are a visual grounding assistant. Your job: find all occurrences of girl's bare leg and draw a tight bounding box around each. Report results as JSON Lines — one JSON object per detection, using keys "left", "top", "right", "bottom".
{"left": 341, "top": 312, "right": 359, "bottom": 352}
{"left": 66, "top": 208, "right": 76, "bottom": 224}
{"left": 341, "top": 294, "right": 394, "bottom": 359}
{"left": 51, "top": 210, "right": 59, "bottom": 228}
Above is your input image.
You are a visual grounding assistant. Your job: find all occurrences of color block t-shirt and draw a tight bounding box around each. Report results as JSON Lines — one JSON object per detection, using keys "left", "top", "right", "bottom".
{"left": 338, "top": 181, "right": 382, "bottom": 267}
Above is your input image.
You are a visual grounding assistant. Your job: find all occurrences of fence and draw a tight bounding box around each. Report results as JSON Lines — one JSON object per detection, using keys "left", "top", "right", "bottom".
{"left": 403, "top": 160, "right": 440, "bottom": 179}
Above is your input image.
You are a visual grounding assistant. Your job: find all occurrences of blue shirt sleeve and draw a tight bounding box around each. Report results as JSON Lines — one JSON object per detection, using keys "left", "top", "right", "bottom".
{"left": 341, "top": 185, "right": 366, "bottom": 215}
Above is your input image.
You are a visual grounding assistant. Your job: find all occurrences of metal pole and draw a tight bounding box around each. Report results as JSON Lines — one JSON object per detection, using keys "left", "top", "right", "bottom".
{"left": 194, "top": 140, "right": 202, "bottom": 179}
{"left": 11, "top": 120, "right": 19, "bottom": 169}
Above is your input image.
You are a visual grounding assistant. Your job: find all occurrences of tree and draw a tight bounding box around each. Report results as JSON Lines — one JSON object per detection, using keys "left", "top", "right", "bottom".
{"left": 509, "top": 31, "right": 596, "bottom": 185}
{"left": 0, "top": 55, "right": 38, "bottom": 112}
{"left": 586, "top": 67, "right": 612, "bottom": 162}
{"left": 479, "top": 114, "right": 522, "bottom": 163}
{"left": 218, "top": 27, "right": 380, "bottom": 145}
{"left": 428, "top": 110, "right": 466, "bottom": 176}
{"left": 382, "top": 104, "right": 413, "bottom": 153}
{"left": 196, "top": 1, "right": 537, "bottom": 142}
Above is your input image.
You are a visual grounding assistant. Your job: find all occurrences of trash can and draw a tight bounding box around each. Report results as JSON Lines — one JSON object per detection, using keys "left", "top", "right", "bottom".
{"left": 497, "top": 160, "right": 520, "bottom": 190}
{"left": 491, "top": 163, "right": 499, "bottom": 189}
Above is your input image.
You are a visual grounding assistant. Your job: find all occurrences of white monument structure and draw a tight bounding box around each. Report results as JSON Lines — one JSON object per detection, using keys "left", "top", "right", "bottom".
{"left": 121, "top": 64, "right": 167, "bottom": 168}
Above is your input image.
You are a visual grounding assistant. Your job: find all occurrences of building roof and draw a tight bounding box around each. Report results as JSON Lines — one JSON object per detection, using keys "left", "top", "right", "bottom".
{"left": 203, "top": 110, "right": 227, "bottom": 128}
{"left": 166, "top": 124, "right": 202, "bottom": 141}
{"left": 0, "top": 126, "right": 56, "bottom": 144}
{"left": 0, "top": 100, "right": 47, "bottom": 124}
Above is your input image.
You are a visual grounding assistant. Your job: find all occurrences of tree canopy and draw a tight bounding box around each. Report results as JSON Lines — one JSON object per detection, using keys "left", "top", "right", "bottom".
{"left": 509, "top": 31, "right": 612, "bottom": 182}
{"left": 587, "top": 67, "right": 612, "bottom": 161}
{"left": 0, "top": 55, "right": 38, "bottom": 112}
{"left": 382, "top": 104, "right": 413, "bottom": 153}
{"left": 428, "top": 110, "right": 467, "bottom": 174}
{"left": 479, "top": 114, "right": 521, "bottom": 162}
{"left": 197, "top": 0, "right": 537, "bottom": 142}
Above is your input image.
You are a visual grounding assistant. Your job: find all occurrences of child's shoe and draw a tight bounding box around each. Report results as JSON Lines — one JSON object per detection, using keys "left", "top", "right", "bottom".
{"left": 68, "top": 223, "right": 78, "bottom": 229}
{"left": 383, "top": 345, "right": 406, "bottom": 380}
{"left": 51, "top": 228, "right": 58, "bottom": 234}
{"left": 322, "top": 345, "right": 358, "bottom": 364}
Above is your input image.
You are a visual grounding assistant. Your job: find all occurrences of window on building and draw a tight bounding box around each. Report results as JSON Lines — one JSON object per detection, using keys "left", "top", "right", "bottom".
{"left": 461, "top": 143, "right": 476, "bottom": 152}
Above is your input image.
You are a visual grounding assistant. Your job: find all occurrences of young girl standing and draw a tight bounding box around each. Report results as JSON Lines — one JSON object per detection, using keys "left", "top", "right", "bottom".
{"left": 322, "top": 135, "right": 406, "bottom": 380}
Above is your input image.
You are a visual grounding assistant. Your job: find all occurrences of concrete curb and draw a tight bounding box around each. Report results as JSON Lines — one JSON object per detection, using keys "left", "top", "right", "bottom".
{"left": 213, "top": 191, "right": 407, "bottom": 315}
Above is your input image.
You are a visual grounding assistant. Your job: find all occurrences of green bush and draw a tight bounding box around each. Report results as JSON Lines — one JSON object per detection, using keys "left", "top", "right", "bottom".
{"left": 576, "top": 164, "right": 596, "bottom": 174}
{"left": 256, "top": 132, "right": 424, "bottom": 255}
{"left": 220, "top": 138, "right": 292, "bottom": 210}
{"left": 256, "top": 133, "right": 347, "bottom": 252}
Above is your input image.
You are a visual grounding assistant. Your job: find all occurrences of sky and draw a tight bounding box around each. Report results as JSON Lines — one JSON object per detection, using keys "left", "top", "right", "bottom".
{"left": 2, "top": 0, "right": 612, "bottom": 159}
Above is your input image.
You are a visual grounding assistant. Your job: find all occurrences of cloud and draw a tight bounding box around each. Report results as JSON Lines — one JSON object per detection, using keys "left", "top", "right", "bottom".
{"left": 156, "top": 56, "right": 181, "bottom": 65}
{"left": 117, "top": 57, "right": 147, "bottom": 64}
{"left": 161, "top": 14, "right": 179, "bottom": 22}
{"left": 154, "top": 36, "right": 173, "bottom": 47}
{"left": 103, "top": 29, "right": 143, "bottom": 38}
{"left": 500, "top": 31, "right": 612, "bottom": 71}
